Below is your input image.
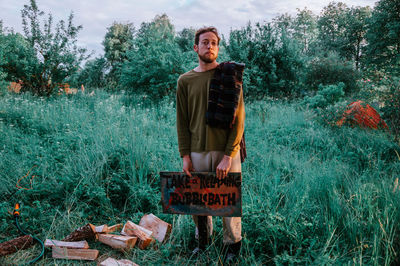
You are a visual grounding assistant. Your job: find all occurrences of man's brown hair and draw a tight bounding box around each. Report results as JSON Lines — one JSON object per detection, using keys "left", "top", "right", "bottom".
{"left": 195, "top": 26, "right": 221, "bottom": 45}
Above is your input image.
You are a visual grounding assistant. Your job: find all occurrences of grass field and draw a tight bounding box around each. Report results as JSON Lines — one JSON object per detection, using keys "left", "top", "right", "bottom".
{"left": 0, "top": 90, "right": 399, "bottom": 265}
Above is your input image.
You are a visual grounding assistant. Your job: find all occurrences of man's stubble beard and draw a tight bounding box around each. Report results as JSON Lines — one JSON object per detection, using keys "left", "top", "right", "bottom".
{"left": 198, "top": 52, "right": 218, "bottom": 64}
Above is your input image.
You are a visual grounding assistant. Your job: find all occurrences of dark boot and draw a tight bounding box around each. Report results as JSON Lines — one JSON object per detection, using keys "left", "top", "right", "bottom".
{"left": 192, "top": 216, "right": 209, "bottom": 256}
{"left": 223, "top": 240, "right": 241, "bottom": 264}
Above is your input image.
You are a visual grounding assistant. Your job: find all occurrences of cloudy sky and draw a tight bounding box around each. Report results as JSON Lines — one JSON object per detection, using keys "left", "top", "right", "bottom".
{"left": 1, "top": 0, "right": 377, "bottom": 58}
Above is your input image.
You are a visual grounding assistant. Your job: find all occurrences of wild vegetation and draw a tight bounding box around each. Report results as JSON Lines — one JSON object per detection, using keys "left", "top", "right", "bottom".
{"left": 0, "top": 0, "right": 400, "bottom": 265}
{"left": 0, "top": 91, "right": 399, "bottom": 265}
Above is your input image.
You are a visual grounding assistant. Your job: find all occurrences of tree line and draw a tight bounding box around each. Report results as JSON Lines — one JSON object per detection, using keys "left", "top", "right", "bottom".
{"left": 0, "top": 0, "right": 399, "bottom": 99}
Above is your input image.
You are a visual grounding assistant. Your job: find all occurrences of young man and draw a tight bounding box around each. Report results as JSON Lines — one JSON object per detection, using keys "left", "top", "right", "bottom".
{"left": 175, "top": 26, "right": 245, "bottom": 260}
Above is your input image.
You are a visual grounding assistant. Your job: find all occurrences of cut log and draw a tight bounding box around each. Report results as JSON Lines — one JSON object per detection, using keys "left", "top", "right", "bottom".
{"left": 62, "top": 224, "right": 96, "bottom": 242}
{"left": 106, "top": 224, "right": 123, "bottom": 233}
{"left": 100, "top": 257, "right": 139, "bottom": 266}
{"left": 94, "top": 224, "right": 109, "bottom": 233}
{"left": 44, "top": 239, "right": 89, "bottom": 249}
{"left": 139, "top": 214, "right": 172, "bottom": 243}
{"left": 52, "top": 247, "right": 99, "bottom": 260}
{"left": 98, "top": 234, "right": 137, "bottom": 250}
{"left": 0, "top": 235, "right": 34, "bottom": 257}
{"left": 93, "top": 223, "right": 123, "bottom": 234}
{"left": 121, "top": 221, "right": 154, "bottom": 249}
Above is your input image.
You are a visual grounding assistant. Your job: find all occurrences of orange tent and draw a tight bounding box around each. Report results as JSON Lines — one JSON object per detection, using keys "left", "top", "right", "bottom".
{"left": 336, "top": 101, "right": 388, "bottom": 129}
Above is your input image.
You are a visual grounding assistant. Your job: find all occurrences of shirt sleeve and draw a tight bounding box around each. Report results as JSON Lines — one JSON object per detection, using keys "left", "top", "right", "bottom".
{"left": 224, "top": 88, "right": 245, "bottom": 157}
{"left": 176, "top": 77, "right": 191, "bottom": 157}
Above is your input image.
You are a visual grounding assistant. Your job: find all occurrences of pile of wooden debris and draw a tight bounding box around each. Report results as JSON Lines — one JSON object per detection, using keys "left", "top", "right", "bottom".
{"left": 0, "top": 213, "right": 171, "bottom": 266}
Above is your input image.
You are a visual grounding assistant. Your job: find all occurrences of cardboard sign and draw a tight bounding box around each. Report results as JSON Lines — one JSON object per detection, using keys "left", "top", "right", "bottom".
{"left": 160, "top": 172, "right": 242, "bottom": 217}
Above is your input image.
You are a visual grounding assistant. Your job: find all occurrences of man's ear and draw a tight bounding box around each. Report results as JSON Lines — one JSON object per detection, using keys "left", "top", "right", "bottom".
{"left": 193, "top": 44, "right": 198, "bottom": 53}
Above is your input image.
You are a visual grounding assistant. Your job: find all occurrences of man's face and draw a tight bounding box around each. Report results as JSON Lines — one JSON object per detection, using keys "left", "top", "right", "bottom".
{"left": 194, "top": 32, "right": 219, "bottom": 63}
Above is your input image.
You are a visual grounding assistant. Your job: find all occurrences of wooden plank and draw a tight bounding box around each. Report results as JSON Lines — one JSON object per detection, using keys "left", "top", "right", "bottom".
{"left": 139, "top": 214, "right": 172, "bottom": 243}
{"left": 121, "top": 221, "right": 154, "bottom": 249}
{"left": 98, "top": 234, "right": 137, "bottom": 250}
{"left": 100, "top": 257, "right": 139, "bottom": 266}
{"left": 160, "top": 172, "right": 242, "bottom": 217}
{"left": 0, "top": 235, "right": 33, "bottom": 257}
{"left": 44, "top": 239, "right": 89, "bottom": 249}
{"left": 52, "top": 247, "right": 99, "bottom": 260}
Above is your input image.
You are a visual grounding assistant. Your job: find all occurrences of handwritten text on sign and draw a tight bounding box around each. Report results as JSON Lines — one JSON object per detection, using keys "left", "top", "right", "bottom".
{"left": 160, "top": 172, "right": 241, "bottom": 217}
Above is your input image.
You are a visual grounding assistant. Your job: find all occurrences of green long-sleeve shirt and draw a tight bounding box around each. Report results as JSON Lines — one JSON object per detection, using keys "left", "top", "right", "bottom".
{"left": 176, "top": 68, "right": 245, "bottom": 158}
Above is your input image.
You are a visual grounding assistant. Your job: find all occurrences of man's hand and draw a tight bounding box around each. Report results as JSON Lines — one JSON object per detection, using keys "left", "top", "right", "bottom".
{"left": 182, "top": 155, "right": 195, "bottom": 177}
{"left": 216, "top": 155, "right": 232, "bottom": 179}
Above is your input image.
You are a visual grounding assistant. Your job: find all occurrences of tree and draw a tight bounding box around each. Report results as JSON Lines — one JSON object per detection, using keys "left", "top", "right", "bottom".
{"left": 316, "top": 2, "right": 371, "bottom": 69}
{"left": 0, "top": 32, "right": 39, "bottom": 85}
{"left": 271, "top": 8, "right": 318, "bottom": 55}
{"left": 272, "top": 13, "right": 295, "bottom": 37}
{"left": 224, "top": 23, "right": 258, "bottom": 97}
{"left": 176, "top": 27, "right": 195, "bottom": 52}
{"left": 0, "top": 20, "right": 10, "bottom": 87}
{"left": 0, "top": 20, "right": 6, "bottom": 85}
{"left": 120, "top": 14, "right": 189, "bottom": 99}
{"left": 293, "top": 8, "right": 318, "bottom": 53}
{"left": 342, "top": 6, "right": 371, "bottom": 69}
{"left": 0, "top": 0, "right": 88, "bottom": 95}
{"left": 365, "top": 0, "right": 400, "bottom": 73}
{"left": 175, "top": 27, "right": 197, "bottom": 70}
{"left": 269, "top": 30, "right": 305, "bottom": 97}
{"left": 224, "top": 22, "right": 254, "bottom": 64}
{"left": 102, "top": 22, "right": 134, "bottom": 82}
{"left": 317, "top": 2, "right": 349, "bottom": 56}
{"left": 224, "top": 22, "right": 305, "bottom": 98}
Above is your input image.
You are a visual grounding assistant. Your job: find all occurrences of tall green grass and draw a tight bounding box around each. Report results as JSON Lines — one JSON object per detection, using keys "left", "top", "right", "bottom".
{"left": 0, "top": 91, "right": 399, "bottom": 265}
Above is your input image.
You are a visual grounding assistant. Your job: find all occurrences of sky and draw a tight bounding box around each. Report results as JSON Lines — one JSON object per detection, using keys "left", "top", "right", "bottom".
{"left": 1, "top": 0, "right": 378, "bottom": 59}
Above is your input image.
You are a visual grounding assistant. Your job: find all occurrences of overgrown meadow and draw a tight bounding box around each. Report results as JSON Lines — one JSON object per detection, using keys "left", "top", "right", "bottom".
{"left": 0, "top": 90, "right": 399, "bottom": 265}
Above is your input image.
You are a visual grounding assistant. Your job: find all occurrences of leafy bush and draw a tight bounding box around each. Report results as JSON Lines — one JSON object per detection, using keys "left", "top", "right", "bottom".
{"left": 0, "top": 27, "right": 7, "bottom": 90}
{"left": 103, "top": 22, "right": 134, "bottom": 71}
{"left": 305, "top": 52, "right": 359, "bottom": 94}
{"left": 381, "top": 77, "right": 400, "bottom": 142}
{"left": 67, "top": 57, "right": 108, "bottom": 89}
{"left": 356, "top": 72, "right": 400, "bottom": 142}
{"left": 0, "top": 33, "right": 38, "bottom": 85}
{"left": 120, "top": 14, "right": 193, "bottom": 100}
{"left": 224, "top": 23, "right": 306, "bottom": 99}
{"left": 0, "top": 65, "right": 6, "bottom": 94}
{"left": 0, "top": 0, "right": 88, "bottom": 95}
{"left": 364, "top": 0, "right": 400, "bottom": 74}
{"left": 303, "top": 82, "right": 345, "bottom": 108}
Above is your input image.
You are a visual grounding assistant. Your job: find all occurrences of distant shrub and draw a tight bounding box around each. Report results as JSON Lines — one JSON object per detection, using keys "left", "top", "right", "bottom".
{"left": 305, "top": 52, "right": 359, "bottom": 94}
{"left": 120, "top": 14, "right": 191, "bottom": 101}
{"left": 67, "top": 57, "right": 108, "bottom": 89}
{"left": 381, "top": 77, "right": 400, "bottom": 142}
{"left": 224, "top": 23, "right": 306, "bottom": 99}
{"left": 356, "top": 73, "right": 400, "bottom": 142}
{"left": 316, "top": 100, "right": 349, "bottom": 127}
{"left": 303, "top": 82, "right": 345, "bottom": 109}
{"left": 0, "top": 70, "right": 6, "bottom": 94}
{"left": 0, "top": 1, "right": 88, "bottom": 96}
